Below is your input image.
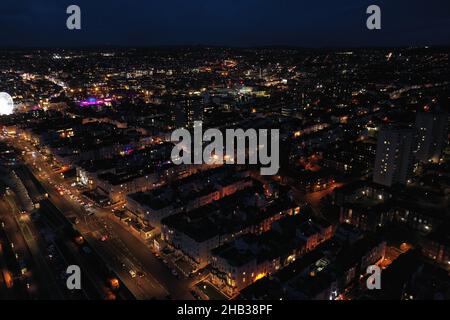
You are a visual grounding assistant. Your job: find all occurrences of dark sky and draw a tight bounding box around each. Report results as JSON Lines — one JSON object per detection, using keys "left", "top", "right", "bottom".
{"left": 1, "top": 0, "right": 449, "bottom": 47}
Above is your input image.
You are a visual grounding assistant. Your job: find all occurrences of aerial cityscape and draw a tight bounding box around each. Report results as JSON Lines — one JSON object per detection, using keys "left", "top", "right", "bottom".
{"left": 0, "top": 1, "right": 449, "bottom": 306}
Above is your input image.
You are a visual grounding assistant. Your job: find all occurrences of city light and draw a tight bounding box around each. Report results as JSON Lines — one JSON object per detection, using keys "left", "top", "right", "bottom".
{"left": 254, "top": 273, "right": 266, "bottom": 281}
{"left": 0, "top": 17, "right": 448, "bottom": 304}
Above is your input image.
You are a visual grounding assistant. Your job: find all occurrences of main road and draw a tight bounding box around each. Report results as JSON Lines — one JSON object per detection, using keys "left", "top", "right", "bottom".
{"left": 10, "top": 135, "right": 194, "bottom": 300}
{"left": 0, "top": 196, "right": 64, "bottom": 299}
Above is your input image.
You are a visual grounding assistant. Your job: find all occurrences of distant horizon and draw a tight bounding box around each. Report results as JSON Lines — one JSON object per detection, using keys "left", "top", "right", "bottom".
{"left": 1, "top": 44, "right": 450, "bottom": 51}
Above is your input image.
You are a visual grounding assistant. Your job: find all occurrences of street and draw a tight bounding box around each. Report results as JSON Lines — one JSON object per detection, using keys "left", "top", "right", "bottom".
{"left": 7, "top": 134, "right": 195, "bottom": 300}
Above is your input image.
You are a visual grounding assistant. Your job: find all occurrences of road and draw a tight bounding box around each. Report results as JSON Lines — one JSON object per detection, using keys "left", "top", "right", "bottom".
{"left": 30, "top": 161, "right": 167, "bottom": 299}
{"left": 0, "top": 196, "right": 61, "bottom": 299}
{"left": 106, "top": 217, "right": 194, "bottom": 299}
{"left": 303, "top": 183, "right": 344, "bottom": 209}
{"left": 0, "top": 198, "right": 31, "bottom": 299}
{"left": 289, "top": 182, "right": 344, "bottom": 217}
{"left": 10, "top": 135, "right": 194, "bottom": 300}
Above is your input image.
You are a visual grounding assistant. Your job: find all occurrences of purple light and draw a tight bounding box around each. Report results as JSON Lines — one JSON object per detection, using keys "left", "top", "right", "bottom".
{"left": 123, "top": 145, "right": 134, "bottom": 155}
{"left": 79, "top": 98, "right": 111, "bottom": 107}
{"left": 79, "top": 97, "right": 113, "bottom": 107}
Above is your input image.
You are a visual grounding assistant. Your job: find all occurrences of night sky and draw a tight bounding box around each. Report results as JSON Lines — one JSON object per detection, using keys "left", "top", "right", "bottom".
{"left": 0, "top": 0, "right": 449, "bottom": 47}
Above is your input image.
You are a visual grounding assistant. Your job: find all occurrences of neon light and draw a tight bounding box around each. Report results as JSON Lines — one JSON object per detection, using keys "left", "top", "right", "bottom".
{"left": 79, "top": 97, "right": 113, "bottom": 107}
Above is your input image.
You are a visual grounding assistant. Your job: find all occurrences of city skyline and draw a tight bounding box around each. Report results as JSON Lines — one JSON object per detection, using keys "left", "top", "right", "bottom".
{"left": 1, "top": 46, "right": 449, "bottom": 302}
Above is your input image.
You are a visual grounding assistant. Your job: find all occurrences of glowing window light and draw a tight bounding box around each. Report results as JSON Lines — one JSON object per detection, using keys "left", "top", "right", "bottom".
{"left": 254, "top": 273, "right": 266, "bottom": 281}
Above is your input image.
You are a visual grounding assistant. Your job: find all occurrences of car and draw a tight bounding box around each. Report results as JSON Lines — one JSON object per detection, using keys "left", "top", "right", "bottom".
{"left": 129, "top": 270, "right": 137, "bottom": 278}
{"left": 163, "top": 259, "right": 168, "bottom": 264}
{"left": 171, "top": 269, "right": 178, "bottom": 276}
{"left": 137, "top": 271, "right": 145, "bottom": 278}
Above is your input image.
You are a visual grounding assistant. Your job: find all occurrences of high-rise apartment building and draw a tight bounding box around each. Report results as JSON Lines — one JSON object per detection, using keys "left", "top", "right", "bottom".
{"left": 415, "top": 106, "right": 448, "bottom": 163}
{"left": 373, "top": 125, "right": 415, "bottom": 187}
